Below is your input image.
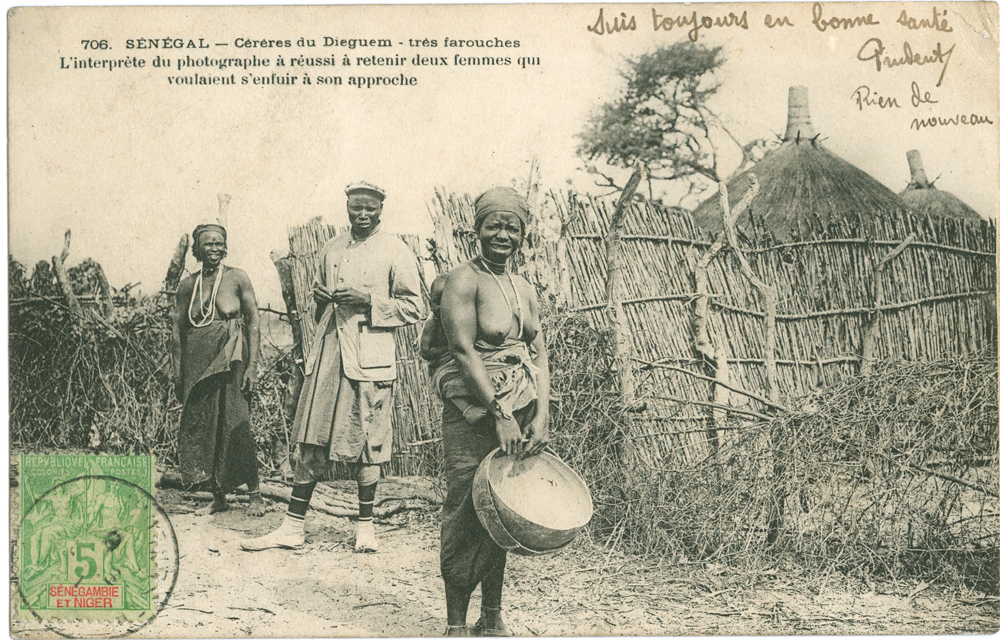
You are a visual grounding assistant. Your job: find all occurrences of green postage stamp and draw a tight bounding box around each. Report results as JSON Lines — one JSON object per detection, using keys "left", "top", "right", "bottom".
{"left": 17, "top": 454, "right": 156, "bottom": 621}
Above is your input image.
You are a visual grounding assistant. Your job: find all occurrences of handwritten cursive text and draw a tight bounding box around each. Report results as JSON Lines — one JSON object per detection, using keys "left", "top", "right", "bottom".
{"left": 651, "top": 9, "right": 749, "bottom": 42}
{"left": 897, "top": 7, "right": 952, "bottom": 32}
{"left": 856, "top": 38, "right": 955, "bottom": 87}
{"left": 912, "top": 113, "right": 994, "bottom": 130}
{"left": 851, "top": 85, "right": 900, "bottom": 111}
{"left": 910, "top": 81, "right": 938, "bottom": 107}
{"left": 812, "top": 3, "right": 879, "bottom": 32}
{"left": 587, "top": 8, "right": 637, "bottom": 35}
{"left": 764, "top": 14, "right": 794, "bottom": 28}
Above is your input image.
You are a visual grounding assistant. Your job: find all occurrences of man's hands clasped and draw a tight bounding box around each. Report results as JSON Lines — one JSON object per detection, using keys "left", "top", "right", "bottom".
{"left": 313, "top": 284, "right": 371, "bottom": 308}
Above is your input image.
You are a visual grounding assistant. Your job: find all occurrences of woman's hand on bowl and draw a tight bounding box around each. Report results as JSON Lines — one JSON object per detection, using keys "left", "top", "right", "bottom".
{"left": 520, "top": 415, "right": 550, "bottom": 458}
{"left": 495, "top": 415, "right": 523, "bottom": 456}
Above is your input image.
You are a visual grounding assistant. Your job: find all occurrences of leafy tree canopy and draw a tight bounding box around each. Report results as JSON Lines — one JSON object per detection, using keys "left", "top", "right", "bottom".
{"left": 579, "top": 42, "right": 754, "bottom": 201}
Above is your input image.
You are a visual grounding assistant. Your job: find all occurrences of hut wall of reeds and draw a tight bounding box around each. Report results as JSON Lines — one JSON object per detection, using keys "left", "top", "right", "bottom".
{"left": 275, "top": 182, "right": 995, "bottom": 476}
{"left": 428, "top": 188, "right": 997, "bottom": 467}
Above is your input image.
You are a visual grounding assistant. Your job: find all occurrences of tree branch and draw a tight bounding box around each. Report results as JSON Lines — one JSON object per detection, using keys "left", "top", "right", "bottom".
{"left": 606, "top": 163, "right": 647, "bottom": 408}
{"left": 593, "top": 170, "right": 624, "bottom": 191}
{"left": 700, "top": 105, "right": 746, "bottom": 160}
{"left": 52, "top": 229, "right": 84, "bottom": 321}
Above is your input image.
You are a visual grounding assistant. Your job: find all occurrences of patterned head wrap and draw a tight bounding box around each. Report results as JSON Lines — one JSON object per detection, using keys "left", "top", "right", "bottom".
{"left": 192, "top": 223, "right": 227, "bottom": 244}
{"left": 473, "top": 187, "right": 529, "bottom": 230}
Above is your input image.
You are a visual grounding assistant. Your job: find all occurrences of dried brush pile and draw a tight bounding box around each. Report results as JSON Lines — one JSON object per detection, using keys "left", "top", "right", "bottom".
{"left": 761, "top": 353, "right": 998, "bottom": 591}
{"left": 541, "top": 302, "right": 997, "bottom": 592}
{"left": 570, "top": 349, "right": 998, "bottom": 592}
{"left": 9, "top": 257, "right": 294, "bottom": 469}
{"left": 541, "top": 309, "right": 627, "bottom": 537}
{"left": 10, "top": 292, "right": 176, "bottom": 457}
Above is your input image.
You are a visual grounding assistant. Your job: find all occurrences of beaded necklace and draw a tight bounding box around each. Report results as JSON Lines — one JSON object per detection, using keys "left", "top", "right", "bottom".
{"left": 478, "top": 257, "right": 523, "bottom": 340}
{"left": 188, "top": 266, "right": 225, "bottom": 328}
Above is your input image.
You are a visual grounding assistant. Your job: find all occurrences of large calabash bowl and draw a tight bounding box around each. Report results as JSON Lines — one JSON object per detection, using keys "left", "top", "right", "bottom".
{"left": 472, "top": 448, "right": 593, "bottom": 556}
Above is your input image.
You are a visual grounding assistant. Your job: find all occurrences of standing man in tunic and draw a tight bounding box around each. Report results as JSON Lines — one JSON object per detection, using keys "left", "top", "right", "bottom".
{"left": 242, "top": 181, "right": 423, "bottom": 553}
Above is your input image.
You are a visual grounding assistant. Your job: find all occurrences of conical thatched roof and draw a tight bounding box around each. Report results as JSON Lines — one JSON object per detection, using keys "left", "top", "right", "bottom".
{"left": 898, "top": 149, "right": 983, "bottom": 222}
{"left": 693, "top": 87, "right": 908, "bottom": 242}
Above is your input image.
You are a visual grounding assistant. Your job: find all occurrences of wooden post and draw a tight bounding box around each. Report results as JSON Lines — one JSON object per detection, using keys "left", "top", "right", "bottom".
{"left": 164, "top": 234, "right": 190, "bottom": 293}
{"left": 271, "top": 251, "right": 305, "bottom": 413}
{"left": 91, "top": 261, "right": 114, "bottom": 318}
{"left": 719, "top": 177, "right": 774, "bottom": 402}
{"left": 693, "top": 184, "right": 758, "bottom": 450}
{"left": 605, "top": 164, "right": 645, "bottom": 408}
{"left": 429, "top": 188, "right": 456, "bottom": 273}
{"left": 217, "top": 193, "right": 232, "bottom": 228}
{"left": 515, "top": 158, "right": 547, "bottom": 292}
{"left": 548, "top": 192, "right": 573, "bottom": 306}
{"left": 52, "top": 229, "right": 84, "bottom": 320}
{"left": 555, "top": 234, "right": 571, "bottom": 306}
{"left": 694, "top": 238, "right": 725, "bottom": 449}
{"left": 525, "top": 157, "right": 541, "bottom": 216}
{"left": 861, "top": 233, "right": 917, "bottom": 374}
{"left": 719, "top": 176, "right": 789, "bottom": 545}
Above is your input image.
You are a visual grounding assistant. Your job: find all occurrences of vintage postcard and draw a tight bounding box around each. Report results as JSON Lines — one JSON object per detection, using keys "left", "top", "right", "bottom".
{"left": 8, "top": 2, "right": 998, "bottom": 638}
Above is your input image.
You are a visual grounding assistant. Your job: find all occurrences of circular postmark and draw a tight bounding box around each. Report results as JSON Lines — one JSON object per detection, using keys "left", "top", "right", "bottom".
{"left": 14, "top": 475, "right": 179, "bottom": 638}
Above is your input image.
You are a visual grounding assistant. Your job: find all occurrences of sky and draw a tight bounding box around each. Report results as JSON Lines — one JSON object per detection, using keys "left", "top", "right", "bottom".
{"left": 8, "top": 2, "right": 998, "bottom": 307}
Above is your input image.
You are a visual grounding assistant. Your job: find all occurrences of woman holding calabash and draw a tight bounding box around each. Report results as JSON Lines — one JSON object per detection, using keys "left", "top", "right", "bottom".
{"left": 171, "top": 224, "right": 265, "bottom": 517}
{"left": 434, "top": 187, "right": 551, "bottom": 636}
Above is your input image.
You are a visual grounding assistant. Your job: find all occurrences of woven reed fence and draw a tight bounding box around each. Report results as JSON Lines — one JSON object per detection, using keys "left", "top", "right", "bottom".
{"left": 274, "top": 218, "right": 440, "bottom": 477}
{"left": 428, "top": 188, "right": 997, "bottom": 468}
{"left": 273, "top": 192, "right": 995, "bottom": 477}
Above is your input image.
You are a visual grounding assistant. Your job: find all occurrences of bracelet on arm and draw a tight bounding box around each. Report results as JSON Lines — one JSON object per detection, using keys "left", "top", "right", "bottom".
{"left": 490, "top": 397, "right": 512, "bottom": 421}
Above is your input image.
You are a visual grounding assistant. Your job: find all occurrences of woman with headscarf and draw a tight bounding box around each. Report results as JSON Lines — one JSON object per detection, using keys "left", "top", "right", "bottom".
{"left": 171, "top": 223, "right": 265, "bottom": 517}
{"left": 434, "top": 187, "right": 551, "bottom": 636}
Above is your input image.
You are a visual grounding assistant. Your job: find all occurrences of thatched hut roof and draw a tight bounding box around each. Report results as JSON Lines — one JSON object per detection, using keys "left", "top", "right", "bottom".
{"left": 898, "top": 149, "right": 983, "bottom": 222}
{"left": 692, "top": 87, "right": 908, "bottom": 242}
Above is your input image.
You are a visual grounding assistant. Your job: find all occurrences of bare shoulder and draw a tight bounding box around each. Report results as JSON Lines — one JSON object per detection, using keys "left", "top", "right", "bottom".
{"left": 444, "top": 262, "right": 479, "bottom": 295}
{"left": 176, "top": 274, "right": 196, "bottom": 297}
{"left": 512, "top": 273, "right": 540, "bottom": 305}
{"left": 224, "top": 266, "right": 253, "bottom": 286}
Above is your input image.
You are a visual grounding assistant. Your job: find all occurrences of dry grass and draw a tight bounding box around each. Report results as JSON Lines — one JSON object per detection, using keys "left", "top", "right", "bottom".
{"left": 10, "top": 294, "right": 178, "bottom": 458}
{"left": 543, "top": 306, "right": 998, "bottom": 593}
{"left": 10, "top": 258, "right": 998, "bottom": 595}
{"left": 8, "top": 288, "right": 295, "bottom": 471}
{"left": 762, "top": 353, "right": 999, "bottom": 592}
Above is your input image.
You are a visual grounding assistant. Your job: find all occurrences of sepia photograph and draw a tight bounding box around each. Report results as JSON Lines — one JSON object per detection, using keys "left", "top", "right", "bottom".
{"left": 7, "top": 2, "right": 999, "bottom": 637}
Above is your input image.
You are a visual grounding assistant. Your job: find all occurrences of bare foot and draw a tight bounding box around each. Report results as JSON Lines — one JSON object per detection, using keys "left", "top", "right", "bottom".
{"left": 195, "top": 495, "right": 229, "bottom": 516}
{"left": 247, "top": 494, "right": 266, "bottom": 517}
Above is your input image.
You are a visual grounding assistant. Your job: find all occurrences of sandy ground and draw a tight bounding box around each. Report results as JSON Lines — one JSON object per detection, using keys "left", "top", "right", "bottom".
{"left": 12, "top": 482, "right": 999, "bottom": 638}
